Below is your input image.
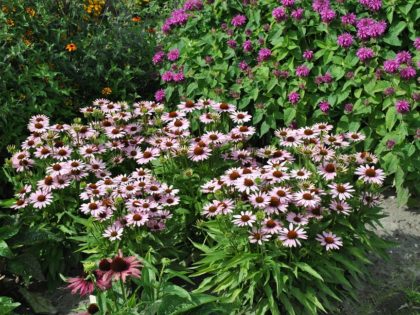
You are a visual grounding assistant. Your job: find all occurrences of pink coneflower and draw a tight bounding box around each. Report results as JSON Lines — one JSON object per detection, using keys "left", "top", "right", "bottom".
{"left": 16, "top": 184, "right": 32, "bottom": 198}
{"left": 270, "top": 186, "right": 292, "bottom": 203}
{"left": 346, "top": 132, "right": 366, "bottom": 142}
{"left": 29, "top": 189, "right": 53, "bottom": 209}
{"left": 67, "top": 275, "right": 95, "bottom": 296}
{"left": 286, "top": 212, "right": 309, "bottom": 225}
{"left": 11, "top": 198, "right": 29, "bottom": 210}
{"left": 280, "top": 133, "right": 303, "bottom": 147}
{"left": 262, "top": 166, "right": 290, "bottom": 183}
{"left": 136, "top": 148, "right": 160, "bottom": 164}
{"left": 266, "top": 196, "right": 288, "bottom": 214}
{"left": 355, "top": 165, "right": 385, "bottom": 185}
{"left": 261, "top": 218, "right": 282, "bottom": 234}
{"left": 80, "top": 201, "right": 105, "bottom": 216}
{"left": 361, "top": 192, "right": 382, "bottom": 207}
{"left": 235, "top": 176, "right": 260, "bottom": 194}
{"left": 202, "top": 131, "right": 226, "bottom": 144}
{"left": 103, "top": 250, "right": 142, "bottom": 283}
{"left": 222, "top": 167, "right": 243, "bottom": 184}
{"left": 291, "top": 168, "right": 312, "bottom": 180}
{"left": 54, "top": 146, "right": 73, "bottom": 161}
{"left": 34, "top": 146, "right": 52, "bottom": 159}
{"left": 249, "top": 228, "right": 271, "bottom": 245}
{"left": 294, "top": 190, "right": 321, "bottom": 208}
{"left": 37, "top": 175, "right": 55, "bottom": 191}
{"left": 126, "top": 211, "right": 149, "bottom": 227}
{"left": 318, "top": 162, "right": 338, "bottom": 180}
{"left": 229, "top": 111, "right": 252, "bottom": 124}
{"left": 188, "top": 145, "right": 211, "bottom": 161}
{"left": 202, "top": 201, "right": 222, "bottom": 217}
{"left": 53, "top": 176, "right": 71, "bottom": 189}
{"left": 103, "top": 223, "right": 124, "bottom": 241}
{"left": 328, "top": 183, "right": 355, "bottom": 200}
{"left": 199, "top": 112, "right": 219, "bottom": 124}
{"left": 249, "top": 192, "right": 270, "bottom": 208}
{"left": 355, "top": 152, "right": 378, "bottom": 164}
{"left": 316, "top": 231, "right": 343, "bottom": 250}
{"left": 330, "top": 200, "right": 351, "bottom": 215}
{"left": 279, "top": 223, "right": 307, "bottom": 247}
{"left": 46, "top": 162, "right": 69, "bottom": 177}
{"left": 232, "top": 211, "right": 256, "bottom": 227}
{"left": 178, "top": 100, "right": 200, "bottom": 112}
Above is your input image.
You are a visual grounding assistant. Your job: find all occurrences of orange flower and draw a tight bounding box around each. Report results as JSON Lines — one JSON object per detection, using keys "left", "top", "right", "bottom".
{"left": 102, "top": 87, "right": 112, "bottom": 95}
{"left": 25, "top": 7, "right": 36, "bottom": 17}
{"left": 66, "top": 43, "right": 77, "bottom": 52}
{"left": 132, "top": 16, "right": 141, "bottom": 22}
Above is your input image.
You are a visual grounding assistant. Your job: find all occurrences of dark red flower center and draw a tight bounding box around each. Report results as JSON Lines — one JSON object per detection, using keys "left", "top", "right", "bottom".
{"left": 287, "top": 230, "right": 298, "bottom": 239}
{"left": 99, "top": 259, "right": 111, "bottom": 271}
{"left": 111, "top": 256, "right": 129, "bottom": 272}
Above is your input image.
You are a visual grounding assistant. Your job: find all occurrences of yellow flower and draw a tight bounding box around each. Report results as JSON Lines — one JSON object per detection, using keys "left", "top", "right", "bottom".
{"left": 102, "top": 87, "right": 112, "bottom": 95}
{"left": 65, "top": 43, "right": 77, "bottom": 52}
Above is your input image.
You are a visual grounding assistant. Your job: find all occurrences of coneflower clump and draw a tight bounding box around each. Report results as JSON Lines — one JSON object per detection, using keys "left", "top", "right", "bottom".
{"left": 7, "top": 98, "right": 254, "bottom": 241}
{"left": 201, "top": 123, "right": 385, "bottom": 249}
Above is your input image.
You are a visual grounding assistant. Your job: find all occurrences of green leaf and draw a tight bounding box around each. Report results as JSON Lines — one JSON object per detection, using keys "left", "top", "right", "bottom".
{"left": 0, "top": 240, "right": 12, "bottom": 257}
{"left": 279, "top": 294, "right": 296, "bottom": 315}
{"left": 19, "top": 288, "right": 57, "bottom": 314}
{"left": 0, "top": 225, "right": 19, "bottom": 240}
{"left": 385, "top": 107, "right": 397, "bottom": 131}
{"left": 0, "top": 297, "right": 20, "bottom": 314}
{"left": 283, "top": 108, "right": 296, "bottom": 125}
{"left": 260, "top": 121, "right": 270, "bottom": 136}
{"left": 186, "top": 82, "right": 198, "bottom": 96}
{"left": 390, "top": 21, "right": 407, "bottom": 36}
{"left": 162, "top": 284, "right": 192, "bottom": 301}
{"left": 383, "top": 34, "right": 402, "bottom": 46}
{"left": 295, "top": 263, "right": 324, "bottom": 282}
{"left": 264, "top": 286, "right": 280, "bottom": 315}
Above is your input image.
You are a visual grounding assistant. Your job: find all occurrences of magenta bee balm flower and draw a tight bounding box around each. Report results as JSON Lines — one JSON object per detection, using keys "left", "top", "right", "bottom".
{"left": 356, "top": 47, "right": 375, "bottom": 62}
{"left": 395, "top": 99, "right": 410, "bottom": 113}
{"left": 231, "top": 14, "right": 247, "bottom": 27}
{"left": 337, "top": 33, "right": 353, "bottom": 48}
{"left": 257, "top": 48, "right": 272, "bottom": 62}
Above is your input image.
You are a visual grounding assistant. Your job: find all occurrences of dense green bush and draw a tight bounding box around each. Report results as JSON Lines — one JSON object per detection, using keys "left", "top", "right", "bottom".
{"left": 155, "top": 0, "right": 420, "bottom": 203}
